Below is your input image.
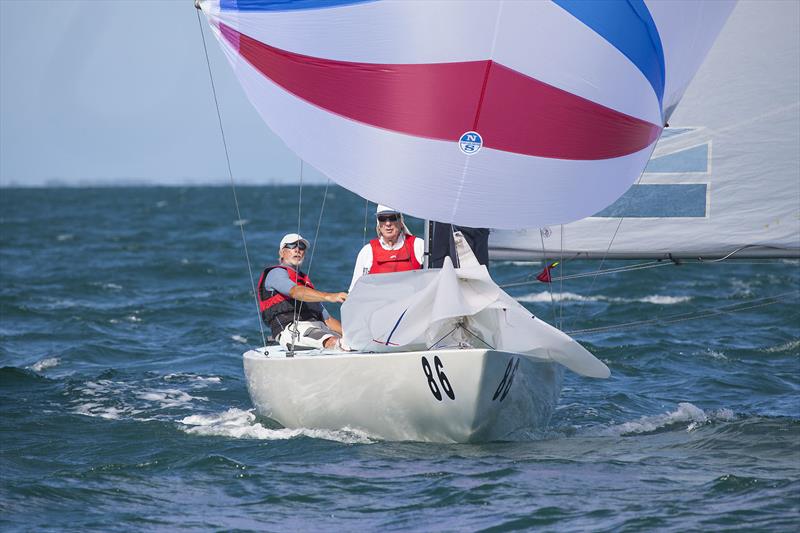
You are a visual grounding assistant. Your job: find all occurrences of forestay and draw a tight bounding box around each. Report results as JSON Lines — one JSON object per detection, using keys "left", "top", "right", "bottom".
{"left": 197, "top": 0, "right": 734, "bottom": 230}
{"left": 491, "top": 1, "right": 800, "bottom": 259}
{"left": 342, "top": 258, "right": 610, "bottom": 378}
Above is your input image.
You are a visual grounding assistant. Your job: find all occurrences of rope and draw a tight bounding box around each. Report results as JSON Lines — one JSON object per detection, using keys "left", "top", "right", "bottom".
{"left": 303, "top": 178, "right": 331, "bottom": 280}
{"left": 500, "top": 260, "right": 672, "bottom": 289}
{"left": 539, "top": 228, "right": 558, "bottom": 327}
{"left": 566, "top": 291, "right": 798, "bottom": 336}
{"left": 425, "top": 322, "right": 495, "bottom": 350}
{"left": 195, "top": 9, "right": 266, "bottom": 348}
{"left": 362, "top": 198, "right": 370, "bottom": 247}
{"left": 559, "top": 224, "right": 564, "bottom": 330}
{"left": 287, "top": 177, "right": 332, "bottom": 351}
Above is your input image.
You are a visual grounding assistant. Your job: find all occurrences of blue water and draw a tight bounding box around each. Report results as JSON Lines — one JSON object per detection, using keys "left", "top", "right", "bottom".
{"left": 2, "top": 186, "right": 798, "bottom": 531}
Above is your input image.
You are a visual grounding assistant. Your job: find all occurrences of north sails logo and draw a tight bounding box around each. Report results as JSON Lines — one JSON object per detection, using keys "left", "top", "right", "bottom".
{"left": 459, "top": 131, "right": 483, "bottom": 155}
{"left": 595, "top": 127, "right": 711, "bottom": 218}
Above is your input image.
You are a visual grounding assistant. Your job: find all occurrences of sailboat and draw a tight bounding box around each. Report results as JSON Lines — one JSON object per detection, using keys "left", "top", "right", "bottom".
{"left": 196, "top": 0, "right": 736, "bottom": 442}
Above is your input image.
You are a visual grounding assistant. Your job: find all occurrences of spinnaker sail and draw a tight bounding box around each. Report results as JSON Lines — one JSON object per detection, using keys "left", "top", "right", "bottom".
{"left": 197, "top": 0, "right": 735, "bottom": 230}
{"left": 491, "top": 1, "right": 799, "bottom": 259}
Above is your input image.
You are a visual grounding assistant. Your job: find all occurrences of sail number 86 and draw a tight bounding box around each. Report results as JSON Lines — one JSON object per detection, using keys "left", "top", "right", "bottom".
{"left": 421, "top": 356, "right": 455, "bottom": 401}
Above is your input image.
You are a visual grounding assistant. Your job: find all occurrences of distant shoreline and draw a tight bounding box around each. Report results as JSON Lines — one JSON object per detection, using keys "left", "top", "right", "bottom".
{"left": 0, "top": 180, "right": 332, "bottom": 189}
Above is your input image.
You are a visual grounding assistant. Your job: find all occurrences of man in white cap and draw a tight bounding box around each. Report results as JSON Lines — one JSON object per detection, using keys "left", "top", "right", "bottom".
{"left": 349, "top": 205, "right": 424, "bottom": 291}
{"left": 257, "top": 233, "right": 348, "bottom": 350}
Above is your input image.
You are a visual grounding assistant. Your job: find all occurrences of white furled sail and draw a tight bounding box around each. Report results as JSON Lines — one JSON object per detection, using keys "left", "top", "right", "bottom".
{"left": 342, "top": 258, "right": 610, "bottom": 378}
{"left": 197, "top": 0, "right": 734, "bottom": 230}
{"left": 491, "top": 1, "right": 800, "bottom": 260}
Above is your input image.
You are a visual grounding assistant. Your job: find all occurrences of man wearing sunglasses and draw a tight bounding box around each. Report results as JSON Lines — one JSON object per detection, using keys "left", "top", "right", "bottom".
{"left": 257, "top": 233, "right": 348, "bottom": 350}
{"left": 349, "top": 205, "right": 424, "bottom": 291}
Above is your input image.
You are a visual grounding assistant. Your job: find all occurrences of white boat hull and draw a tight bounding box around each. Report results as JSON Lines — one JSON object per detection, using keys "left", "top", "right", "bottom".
{"left": 243, "top": 347, "right": 564, "bottom": 443}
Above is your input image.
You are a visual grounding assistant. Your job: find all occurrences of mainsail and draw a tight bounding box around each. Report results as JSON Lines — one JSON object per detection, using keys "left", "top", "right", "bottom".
{"left": 491, "top": 1, "right": 800, "bottom": 260}
{"left": 197, "top": 0, "right": 735, "bottom": 230}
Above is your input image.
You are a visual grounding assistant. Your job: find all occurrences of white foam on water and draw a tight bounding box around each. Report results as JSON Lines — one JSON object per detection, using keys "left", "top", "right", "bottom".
{"left": 163, "top": 373, "right": 222, "bottom": 385}
{"left": 179, "top": 408, "right": 374, "bottom": 444}
{"left": 730, "top": 279, "right": 753, "bottom": 297}
{"left": 233, "top": 219, "right": 249, "bottom": 227}
{"left": 517, "top": 291, "right": 594, "bottom": 303}
{"left": 56, "top": 234, "right": 74, "bottom": 241}
{"left": 71, "top": 379, "right": 207, "bottom": 421}
{"left": 703, "top": 349, "right": 728, "bottom": 360}
{"left": 231, "top": 335, "right": 248, "bottom": 344}
{"left": 638, "top": 295, "right": 692, "bottom": 305}
{"left": 155, "top": 200, "right": 168, "bottom": 208}
{"left": 517, "top": 292, "right": 691, "bottom": 305}
{"left": 136, "top": 388, "right": 205, "bottom": 409}
{"left": 127, "top": 315, "right": 142, "bottom": 322}
{"left": 103, "top": 283, "right": 122, "bottom": 290}
{"left": 762, "top": 339, "right": 800, "bottom": 353}
{"left": 30, "top": 357, "right": 60, "bottom": 372}
{"left": 75, "top": 403, "right": 130, "bottom": 420}
{"left": 602, "top": 402, "right": 710, "bottom": 436}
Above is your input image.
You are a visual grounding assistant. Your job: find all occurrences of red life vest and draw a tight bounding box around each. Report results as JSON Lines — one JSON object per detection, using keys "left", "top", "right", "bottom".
{"left": 369, "top": 234, "right": 421, "bottom": 274}
{"left": 256, "top": 265, "right": 324, "bottom": 338}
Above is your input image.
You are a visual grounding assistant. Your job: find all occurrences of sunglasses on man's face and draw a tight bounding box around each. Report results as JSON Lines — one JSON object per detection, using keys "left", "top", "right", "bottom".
{"left": 283, "top": 241, "right": 307, "bottom": 251}
{"left": 377, "top": 214, "right": 400, "bottom": 223}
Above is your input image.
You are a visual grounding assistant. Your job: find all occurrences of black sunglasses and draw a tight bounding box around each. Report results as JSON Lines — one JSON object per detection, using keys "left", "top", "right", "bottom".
{"left": 283, "top": 241, "right": 307, "bottom": 251}
{"left": 377, "top": 214, "right": 400, "bottom": 223}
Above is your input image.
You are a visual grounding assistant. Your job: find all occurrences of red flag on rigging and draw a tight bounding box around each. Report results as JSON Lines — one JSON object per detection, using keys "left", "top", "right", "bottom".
{"left": 536, "top": 261, "right": 560, "bottom": 283}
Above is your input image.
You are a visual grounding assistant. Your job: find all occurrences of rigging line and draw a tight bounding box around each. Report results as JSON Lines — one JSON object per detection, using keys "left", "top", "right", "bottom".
{"left": 291, "top": 159, "right": 305, "bottom": 348}
{"left": 559, "top": 224, "right": 564, "bottom": 330}
{"left": 500, "top": 260, "right": 672, "bottom": 289}
{"left": 539, "top": 228, "right": 558, "bottom": 327}
{"left": 458, "top": 323, "right": 496, "bottom": 350}
{"left": 290, "top": 178, "right": 331, "bottom": 327}
{"left": 566, "top": 291, "right": 799, "bottom": 336}
{"left": 427, "top": 326, "right": 459, "bottom": 351}
{"left": 195, "top": 9, "right": 266, "bottom": 348}
{"left": 362, "top": 198, "right": 369, "bottom": 247}
{"left": 697, "top": 245, "right": 760, "bottom": 262}
{"left": 567, "top": 126, "right": 661, "bottom": 331}
{"left": 302, "top": 178, "right": 330, "bottom": 280}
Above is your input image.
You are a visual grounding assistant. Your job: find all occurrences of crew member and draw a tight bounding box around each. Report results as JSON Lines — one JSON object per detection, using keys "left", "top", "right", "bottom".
{"left": 349, "top": 205, "right": 424, "bottom": 290}
{"left": 258, "top": 233, "right": 347, "bottom": 350}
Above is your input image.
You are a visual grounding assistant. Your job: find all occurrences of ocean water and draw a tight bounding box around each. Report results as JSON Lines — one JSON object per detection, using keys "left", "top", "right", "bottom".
{"left": 1, "top": 186, "right": 798, "bottom": 531}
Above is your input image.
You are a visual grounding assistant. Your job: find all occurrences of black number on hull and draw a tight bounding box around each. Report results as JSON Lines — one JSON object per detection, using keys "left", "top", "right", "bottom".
{"left": 421, "top": 356, "right": 442, "bottom": 401}
{"left": 492, "top": 357, "right": 520, "bottom": 402}
{"left": 421, "top": 356, "right": 455, "bottom": 401}
{"left": 434, "top": 356, "right": 455, "bottom": 400}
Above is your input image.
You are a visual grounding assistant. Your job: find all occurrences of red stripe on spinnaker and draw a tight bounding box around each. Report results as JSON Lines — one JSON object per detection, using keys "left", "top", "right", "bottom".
{"left": 221, "top": 23, "right": 661, "bottom": 160}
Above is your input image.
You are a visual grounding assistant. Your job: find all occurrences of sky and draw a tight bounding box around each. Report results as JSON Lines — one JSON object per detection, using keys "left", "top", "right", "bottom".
{"left": 0, "top": 0, "right": 323, "bottom": 187}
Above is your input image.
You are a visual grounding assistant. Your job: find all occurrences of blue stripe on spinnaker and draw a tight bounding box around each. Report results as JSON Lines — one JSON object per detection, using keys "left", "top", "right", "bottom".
{"left": 385, "top": 309, "right": 408, "bottom": 346}
{"left": 220, "top": 0, "right": 373, "bottom": 11}
{"left": 553, "top": 0, "right": 665, "bottom": 114}
{"left": 594, "top": 184, "right": 707, "bottom": 218}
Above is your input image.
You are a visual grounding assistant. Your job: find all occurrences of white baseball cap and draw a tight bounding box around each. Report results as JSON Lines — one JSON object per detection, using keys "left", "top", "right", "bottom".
{"left": 279, "top": 233, "right": 310, "bottom": 251}
{"left": 376, "top": 204, "right": 400, "bottom": 216}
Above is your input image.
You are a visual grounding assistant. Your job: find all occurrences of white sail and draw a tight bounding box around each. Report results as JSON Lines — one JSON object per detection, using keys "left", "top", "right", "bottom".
{"left": 342, "top": 258, "right": 610, "bottom": 378}
{"left": 491, "top": 0, "right": 800, "bottom": 260}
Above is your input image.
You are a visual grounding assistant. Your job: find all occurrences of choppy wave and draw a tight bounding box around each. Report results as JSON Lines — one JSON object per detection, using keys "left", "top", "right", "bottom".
{"left": 179, "top": 408, "right": 374, "bottom": 444}
{"left": 599, "top": 402, "right": 736, "bottom": 436}
{"left": 30, "top": 357, "right": 60, "bottom": 372}
{"left": 69, "top": 377, "right": 210, "bottom": 421}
